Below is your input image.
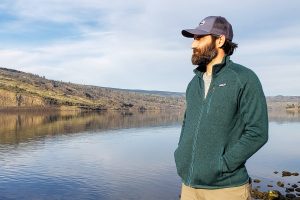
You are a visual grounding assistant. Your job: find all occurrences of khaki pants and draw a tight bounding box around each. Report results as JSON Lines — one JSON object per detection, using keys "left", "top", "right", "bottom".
{"left": 180, "top": 182, "right": 252, "bottom": 200}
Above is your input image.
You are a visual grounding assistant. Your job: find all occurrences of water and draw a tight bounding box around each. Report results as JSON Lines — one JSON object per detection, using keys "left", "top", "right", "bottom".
{"left": 0, "top": 110, "right": 299, "bottom": 199}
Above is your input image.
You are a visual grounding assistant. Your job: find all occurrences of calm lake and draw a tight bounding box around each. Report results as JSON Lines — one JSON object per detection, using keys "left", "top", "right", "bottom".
{"left": 0, "top": 110, "right": 299, "bottom": 200}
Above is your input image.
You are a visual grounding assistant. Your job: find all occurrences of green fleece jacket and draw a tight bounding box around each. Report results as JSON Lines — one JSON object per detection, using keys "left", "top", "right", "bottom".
{"left": 174, "top": 55, "right": 268, "bottom": 189}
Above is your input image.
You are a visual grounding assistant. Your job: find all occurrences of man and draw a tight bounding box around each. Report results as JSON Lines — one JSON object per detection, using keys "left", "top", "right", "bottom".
{"left": 174, "top": 16, "right": 268, "bottom": 200}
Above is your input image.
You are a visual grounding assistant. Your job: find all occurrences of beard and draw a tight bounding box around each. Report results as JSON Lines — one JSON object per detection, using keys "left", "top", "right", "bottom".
{"left": 191, "top": 42, "right": 218, "bottom": 66}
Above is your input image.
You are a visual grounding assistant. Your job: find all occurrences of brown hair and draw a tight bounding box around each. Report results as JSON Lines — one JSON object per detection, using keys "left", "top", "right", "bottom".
{"left": 211, "top": 35, "right": 238, "bottom": 56}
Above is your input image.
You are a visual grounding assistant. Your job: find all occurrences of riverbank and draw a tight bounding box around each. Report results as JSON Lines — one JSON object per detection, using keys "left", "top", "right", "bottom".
{"left": 251, "top": 170, "right": 300, "bottom": 199}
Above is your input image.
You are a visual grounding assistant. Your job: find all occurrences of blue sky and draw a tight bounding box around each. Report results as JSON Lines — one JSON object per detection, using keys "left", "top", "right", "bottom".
{"left": 0, "top": 0, "right": 299, "bottom": 96}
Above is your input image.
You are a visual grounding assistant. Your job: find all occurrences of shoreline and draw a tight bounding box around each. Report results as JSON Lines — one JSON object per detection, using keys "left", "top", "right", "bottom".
{"left": 251, "top": 170, "right": 300, "bottom": 199}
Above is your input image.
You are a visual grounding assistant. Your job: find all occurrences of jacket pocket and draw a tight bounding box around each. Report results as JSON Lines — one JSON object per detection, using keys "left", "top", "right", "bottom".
{"left": 174, "top": 147, "right": 188, "bottom": 179}
{"left": 219, "top": 156, "right": 226, "bottom": 176}
{"left": 192, "top": 148, "right": 224, "bottom": 185}
{"left": 218, "top": 147, "right": 228, "bottom": 176}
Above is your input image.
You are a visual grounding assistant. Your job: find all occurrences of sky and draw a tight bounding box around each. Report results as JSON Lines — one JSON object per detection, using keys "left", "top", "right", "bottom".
{"left": 0, "top": 0, "right": 299, "bottom": 96}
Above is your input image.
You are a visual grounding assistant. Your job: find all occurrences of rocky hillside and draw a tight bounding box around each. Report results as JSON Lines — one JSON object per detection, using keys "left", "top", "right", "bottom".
{"left": 0, "top": 67, "right": 185, "bottom": 111}
{"left": 0, "top": 67, "right": 298, "bottom": 112}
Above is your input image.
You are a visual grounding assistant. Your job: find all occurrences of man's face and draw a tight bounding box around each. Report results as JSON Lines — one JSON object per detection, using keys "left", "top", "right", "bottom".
{"left": 191, "top": 35, "right": 218, "bottom": 66}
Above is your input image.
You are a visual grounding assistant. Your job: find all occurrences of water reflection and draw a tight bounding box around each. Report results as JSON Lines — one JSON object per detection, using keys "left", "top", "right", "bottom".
{"left": 0, "top": 110, "right": 185, "bottom": 145}
{"left": 0, "top": 109, "right": 300, "bottom": 199}
{"left": 268, "top": 109, "right": 300, "bottom": 123}
{"left": 1, "top": 109, "right": 300, "bottom": 145}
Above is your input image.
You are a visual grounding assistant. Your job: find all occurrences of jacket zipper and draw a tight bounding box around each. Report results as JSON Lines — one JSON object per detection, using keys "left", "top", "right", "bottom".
{"left": 206, "top": 85, "right": 215, "bottom": 113}
{"left": 187, "top": 74, "right": 216, "bottom": 186}
{"left": 187, "top": 102, "right": 204, "bottom": 185}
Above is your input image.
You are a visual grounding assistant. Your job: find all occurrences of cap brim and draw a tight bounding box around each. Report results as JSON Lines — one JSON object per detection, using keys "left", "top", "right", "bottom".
{"left": 181, "top": 29, "right": 210, "bottom": 38}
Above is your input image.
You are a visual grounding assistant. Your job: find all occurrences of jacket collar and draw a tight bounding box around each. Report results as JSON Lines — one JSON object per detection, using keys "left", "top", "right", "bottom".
{"left": 193, "top": 55, "right": 230, "bottom": 78}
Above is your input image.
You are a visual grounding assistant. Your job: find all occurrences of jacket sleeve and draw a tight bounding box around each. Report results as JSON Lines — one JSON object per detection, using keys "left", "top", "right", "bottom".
{"left": 178, "top": 81, "right": 192, "bottom": 145}
{"left": 222, "top": 72, "right": 269, "bottom": 172}
{"left": 178, "top": 110, "right": 187, "bottom": 145}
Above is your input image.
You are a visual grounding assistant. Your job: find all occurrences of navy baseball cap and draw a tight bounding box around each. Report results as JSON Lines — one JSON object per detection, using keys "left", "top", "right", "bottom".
{"left": 182, "top": 16, "right": 233, "bottom": 41}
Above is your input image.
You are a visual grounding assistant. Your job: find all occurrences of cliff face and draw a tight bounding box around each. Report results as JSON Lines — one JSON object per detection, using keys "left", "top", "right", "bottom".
{"left": 0, "top": 89, "right": 45, "bottom": 107}
{"left": 0, "top": 67, "right": 185, "bottom": 111}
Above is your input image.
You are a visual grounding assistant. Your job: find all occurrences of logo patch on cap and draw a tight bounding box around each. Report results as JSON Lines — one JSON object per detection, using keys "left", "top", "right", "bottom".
{"left": 200, "top": 20, "right": 205, "bottom": 25}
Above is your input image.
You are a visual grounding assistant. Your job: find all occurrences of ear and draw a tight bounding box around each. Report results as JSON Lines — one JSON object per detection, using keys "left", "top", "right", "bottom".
{"left": 216, "top": 35, "right": 226, "bottom": 48}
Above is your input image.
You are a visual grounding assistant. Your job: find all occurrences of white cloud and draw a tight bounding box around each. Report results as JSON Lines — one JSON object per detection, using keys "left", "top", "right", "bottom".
{"left": 0, "top": 0, "right": 300, "bottom": 95}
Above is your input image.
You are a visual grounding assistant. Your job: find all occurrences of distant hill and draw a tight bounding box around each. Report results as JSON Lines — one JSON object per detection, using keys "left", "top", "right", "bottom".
{"left": 0, "top": 67, "right": 185, "bottom": 111}
{"left": 0, "top": 67, "right": 298, "bottom": 112}
{"left": 266, "top": 95, "right": 300, "bottom": 112}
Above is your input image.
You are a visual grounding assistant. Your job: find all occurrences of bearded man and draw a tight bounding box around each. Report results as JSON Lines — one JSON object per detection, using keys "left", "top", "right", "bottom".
{"left": 174, "top": 16, "right": 269, "bottom": 200}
